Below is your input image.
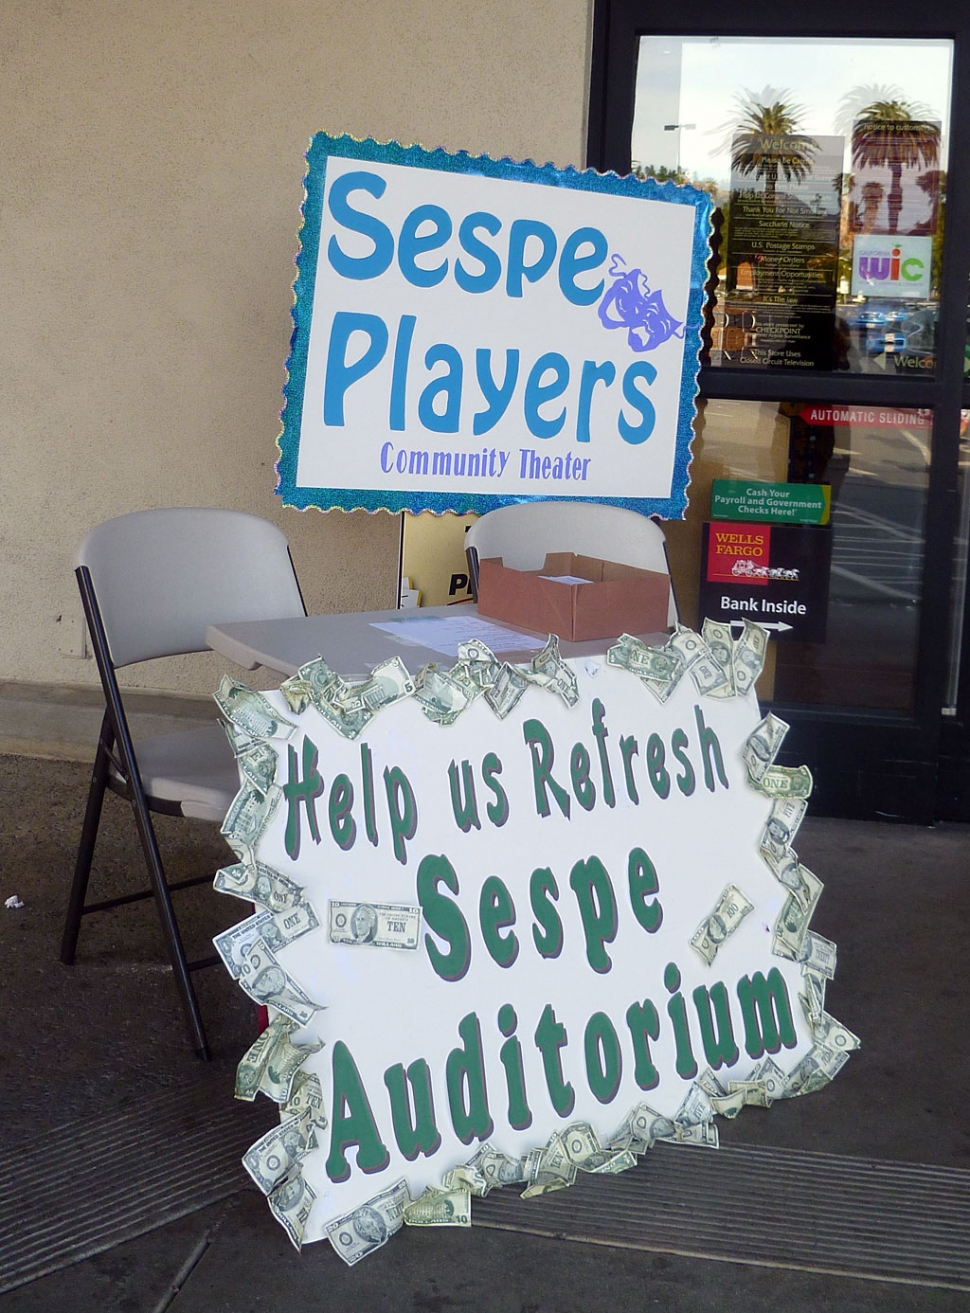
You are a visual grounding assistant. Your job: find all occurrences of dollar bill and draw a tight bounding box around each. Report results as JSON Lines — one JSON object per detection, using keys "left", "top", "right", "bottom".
{"left": 690, "top": 884, "right": 754, "bottom": 965}
{"left": 243, "top": 1112, "right": 314, "bottom": 1195}
{"left": 589, "top": 1149, "right": 637, "bottom": 1174}
{"left": 760, "top": 797, "right": 808, "bottom": 865}
{"left": 214, "top": 911, "right": 273, "bottom": 979}
{"left": 773, "top": 866, "right": 824, "bottom": 960}
{"left": 222, "top": 720, "right": 261, "bottom": 759}
{"left": 279, "top": 674, "right": 312, "bottom": 714}
{"left": 709, "top": 1088, "right": 747, "bottom": 1118}
{"left": 268, "top": 1170, "right": 316, "bottom": 1251}
{"left": 455, "top": 640, "right": 501, "bottom": 693}
{"left": 328, "top": 901, "right": 421, "bottom": 949}
{"left": 762, "top": 846, "right": 804, "bottom": 890}
{"left": 413, "top": 664, "right": 472, "bottom": 726}
{"left": 725, "top": 1079, "right": 772, "bottom": 1109}
{"left": 701, "top": 618, "right": 736, "bottom": 697}
{"left": 742, "top": 712, "right": 789, "bottom": 783}
{"left": 799, "top": 972, "right": 827, "bottom": 1029}
{"left": 261, "top": 901, "right": 319, "bottom": 953}
{"left": 606, "top": 633, "right": 682, "bottom": 684}
{"left": 234, "top": 1014, "right": 297, "bottom": 1102}
{"left": 750, "top": 1056, "right": 792, "bottom": 1100}
{"left": 484, "top": 662, "right": 529, "bottom": 719}
{"left": 282, "top": 1070, "right": 327, "bottom": 1126}
{"left": 312, "top": 657, "right": 415, "bottom": 740}
{"left": 404, "top": 1185, "right": 472, "bottom": 1227}
{"left": 215, "top": 677, "right": 295, "bottom": 742}
{"left": 668, "top": 626, "right": 730, "bottom": 695}
{"left": 560, "top": 1122, "right": 614, "bottom": 1171}
{"left": 697, "top": 1067, "right": 728, "bottom": 1099}
{"left": 786, "top": 1043, "right": 850, "bottom": 1096}
{"left": 260, "top": 1029, "right": 323, "bottom": 1106}
{"left": 608, "top": 1104, "right": 677, "bottom": 1152}
{"left": 524, "top": 635, "right": 579, "bottom": 707}
{"left": 220, "top": 782, "right": 282, "bottom": 854}
{"left": 522, "top": 1132, "right": 578, "bottom": 1198}
{"left": 326, "top": 1178, "right": 411, "bottom": 1265}
{"left": 465, "top": 1144, "right": 529, "bottom": 1192}
{"left": 754, "top": 764, "right": 814, "bottom": 800}
{"left": 732, "top": 620, "right": 768, "bottom": 695}
{"left": 236, "top": 938, "right": 320, "bottom": 1026}
{"left": 799, "top": 931, "right": 838, "bottom": 980}
{"left": 213, "top": 860, "right": 306, "bottom": 915}
{"left": 673, "top": 1120, "right": 719, "bottom": 1148}
{"left": 442, "top": 1163, "right": 489, "bottom": 1196}
{"left": 812, "top": 1011, "right": 861, "bottom": 1053}
{"left": 236, "top": 740, "right": 279, "bottom": 795}
{"left": 675, "top": 1084, "right": 715, "bottom": 1127}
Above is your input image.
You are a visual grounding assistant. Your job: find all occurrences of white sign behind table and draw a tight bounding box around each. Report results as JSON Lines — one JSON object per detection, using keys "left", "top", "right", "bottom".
{"left": 213, "top": 625, "right": 855, "bottom": 1257}
{"left": 276, "top": 134, "right": 714, "bottom": 518}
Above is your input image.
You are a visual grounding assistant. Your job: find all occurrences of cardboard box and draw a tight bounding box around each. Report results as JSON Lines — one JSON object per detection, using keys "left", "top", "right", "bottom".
{"left": 477, "top": 552, "right": 671, "bottom": 642}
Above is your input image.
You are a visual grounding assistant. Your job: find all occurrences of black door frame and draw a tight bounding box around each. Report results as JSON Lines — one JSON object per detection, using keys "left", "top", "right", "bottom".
{"left": 588, "top": 0, "right": 970, "bottom": 823}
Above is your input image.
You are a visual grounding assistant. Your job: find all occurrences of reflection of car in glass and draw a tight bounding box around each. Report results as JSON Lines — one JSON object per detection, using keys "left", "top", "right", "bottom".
{"left": 842, "top": 300, "right": 936, "bottom": 357}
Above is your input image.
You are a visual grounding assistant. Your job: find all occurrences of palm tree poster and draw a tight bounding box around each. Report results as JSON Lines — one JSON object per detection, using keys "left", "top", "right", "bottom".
{"left": 848, "top": 100, "right": 941, "bottom": 237}
{"left": 721, "top": 90, "right": 843, "bottom": 369}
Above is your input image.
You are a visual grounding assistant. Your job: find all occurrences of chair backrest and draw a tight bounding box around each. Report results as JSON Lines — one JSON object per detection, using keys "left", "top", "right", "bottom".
{"left": 465, "top": 500, "right": 678, "bottom": 624}
{"left": 75, "top": 508, "right": 307, "bottom": 667}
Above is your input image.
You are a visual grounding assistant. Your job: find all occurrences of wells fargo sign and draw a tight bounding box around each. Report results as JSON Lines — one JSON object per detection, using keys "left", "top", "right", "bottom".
{"left": 213, "top": 625, "right": 856, "bottom": 1257}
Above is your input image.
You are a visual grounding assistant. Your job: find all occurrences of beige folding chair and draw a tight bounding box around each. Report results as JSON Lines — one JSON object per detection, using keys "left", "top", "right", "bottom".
{"left": 61, "top": 508, "right": 306, "bottom": 1058}
{"left": 464, "top": 500, "right": 678, "bottom": 628}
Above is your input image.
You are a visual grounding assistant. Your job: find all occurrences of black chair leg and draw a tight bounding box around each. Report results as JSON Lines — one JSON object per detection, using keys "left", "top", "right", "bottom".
{"left": 128, "top": 789, "right": 211, "bottom": 1060}
{"left": 61, "top": 715, "right": 113, "bottom": 965}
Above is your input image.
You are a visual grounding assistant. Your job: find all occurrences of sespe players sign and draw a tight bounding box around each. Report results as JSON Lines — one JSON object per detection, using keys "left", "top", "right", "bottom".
{"left": 276, "top": 134, "right": 713, "bottom": 519}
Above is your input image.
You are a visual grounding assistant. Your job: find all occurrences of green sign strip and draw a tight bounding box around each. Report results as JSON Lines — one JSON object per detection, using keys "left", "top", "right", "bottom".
{"left": 711, "top": 481, "right": 831, "bottom": 525}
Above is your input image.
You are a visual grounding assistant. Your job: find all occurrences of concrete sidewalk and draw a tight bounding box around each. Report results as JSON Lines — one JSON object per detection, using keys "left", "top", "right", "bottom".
{"left": 1, "top": 754, "right": 968, "bottom": 1311}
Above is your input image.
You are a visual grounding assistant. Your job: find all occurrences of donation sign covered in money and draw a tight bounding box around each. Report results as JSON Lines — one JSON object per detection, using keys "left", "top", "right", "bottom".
{"left": 214, "top": 623, "right": 856, "bottom": 1257}
{"left": 276, "top": 134, "right": 713, "bottom": 519}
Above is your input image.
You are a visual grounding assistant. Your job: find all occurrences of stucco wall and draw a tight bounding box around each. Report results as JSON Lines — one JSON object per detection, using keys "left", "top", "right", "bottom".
{"left": 1, "top": 0, "right": 591, "bottom": 692}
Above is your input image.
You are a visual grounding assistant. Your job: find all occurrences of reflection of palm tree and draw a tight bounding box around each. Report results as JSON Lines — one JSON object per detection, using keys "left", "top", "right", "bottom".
{"left": 851, "top": 100, "right": 940, "bottom": 234}
{"left": 860, "top": 181, "right": 884, "bottom": 232}
{"left": 913, "top": 169, "right": 943, "bottom": 233}
{"left": 728, "top": 89, "right": 818, "bottom": 207}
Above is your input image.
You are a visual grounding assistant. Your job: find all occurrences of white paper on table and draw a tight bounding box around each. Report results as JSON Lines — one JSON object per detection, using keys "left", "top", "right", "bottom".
{"left": 369, "top": 614, "right": 547, "bottom": 659}
{"left": 539, "top": 574, "right": 593, "bottom": 585}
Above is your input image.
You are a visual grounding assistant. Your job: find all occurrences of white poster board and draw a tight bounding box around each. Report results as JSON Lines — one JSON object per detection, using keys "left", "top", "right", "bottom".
{"left": 276, "top": 135, "right": 713, "bottom": 519}
{"left": 213, "top": 625, "right": 855, "bottom": 1257}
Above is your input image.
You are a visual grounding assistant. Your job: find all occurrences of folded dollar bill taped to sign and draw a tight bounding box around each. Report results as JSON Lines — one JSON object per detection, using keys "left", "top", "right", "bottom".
{"left": 213, "top": 622, "right": 857, "bottom": 1258}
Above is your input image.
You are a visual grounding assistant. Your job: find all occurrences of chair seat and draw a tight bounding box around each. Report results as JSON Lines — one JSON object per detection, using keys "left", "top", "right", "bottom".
{"left": 115, "top": 724, "right": 242, "bottom": 823}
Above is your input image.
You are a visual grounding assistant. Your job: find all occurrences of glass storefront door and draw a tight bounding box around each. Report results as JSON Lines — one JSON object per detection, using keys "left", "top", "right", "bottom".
{"left": 589, "top": 4, "right": 970, "bottom": 821}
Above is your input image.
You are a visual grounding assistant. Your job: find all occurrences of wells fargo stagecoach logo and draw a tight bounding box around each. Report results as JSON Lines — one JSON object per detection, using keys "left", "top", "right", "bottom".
{"left": 706, "top": 523, "right": 799, "bottom": 586}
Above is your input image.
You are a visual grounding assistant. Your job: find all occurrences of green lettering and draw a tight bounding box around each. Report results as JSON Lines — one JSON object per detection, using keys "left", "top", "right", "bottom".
{"left": 446, "top": 1012, "right": 493, "bottom": 1144}
{"left": 646, "top": 733, "right": 670, "bottom": 800}
{"left": 625, "top": 998, "right": 660, "bottom": 1089}
{"left": 627, "top": 846, "right": 662, "bottom": 934}
{"left": 534, "top": 1002, "right": 575, "bottom": 1117}
{"left": 383, "top": 1058, "right": 441, "bottom": 1160}
{"left": 417, "top": 853, "right": 471, "bottom": 982}
{"left": 569, "top": 856, "right": 617, "bottom": 973}
{"left": 737, "top": 968, "right": 797, "bottom": 1058}
{"left": 326, "top": 1040, "right": 390, "bottom": 1181}
{"left": 479, "top": 875, "right": 518, "bottom": 968}
{"left": 583, "top": 1011, "right": 622, "bottom": 1103}
{"left": 523, "top": 718, "right": 570, "bottom": 819}
{"left": 529, "top": 867, "right": 563, "bottom": 959}
{"left": 570, "top": 741, "right": 596, "bottom": 811}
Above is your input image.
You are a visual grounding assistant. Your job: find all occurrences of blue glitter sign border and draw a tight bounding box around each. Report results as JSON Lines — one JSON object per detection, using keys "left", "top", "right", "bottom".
{"left": 276, "top": 133, "right": 713, "bottom": 519}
